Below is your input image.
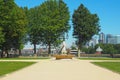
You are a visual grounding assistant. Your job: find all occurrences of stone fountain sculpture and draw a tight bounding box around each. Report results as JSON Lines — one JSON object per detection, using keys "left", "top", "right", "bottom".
{"left": 61, "top": 41, "right": 67, "bottom": 54}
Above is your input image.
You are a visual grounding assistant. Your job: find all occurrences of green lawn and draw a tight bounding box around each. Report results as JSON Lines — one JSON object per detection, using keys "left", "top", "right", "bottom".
{"left": 0, "top": 62, "right": 36, "bottom": 76}
{"left": 80, "top": 57, "right": 120, "bottom": 60}
{"left": 92, "top": 62, "right": 120, "bottom": 74}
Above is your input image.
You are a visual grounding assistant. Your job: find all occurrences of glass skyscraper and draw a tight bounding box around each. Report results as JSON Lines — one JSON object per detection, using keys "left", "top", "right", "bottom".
{"left": 99, "top": 32, "right": 105, "bottom": 43}
{"left": 116, "top": 35, "right": 120, "bottom": 44}
{"left": 106, "top": 34, "right": 120, "bottom": 44}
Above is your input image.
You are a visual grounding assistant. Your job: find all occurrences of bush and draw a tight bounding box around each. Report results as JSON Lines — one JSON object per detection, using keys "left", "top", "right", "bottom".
{"left": 81, "top": 44, "right": 120, "bottom": 55}
{"left": 95, "top": 44, "right": 118, "bottom": 54}
{"left": 81, "top": 47, "right": 95, "bottom": 54}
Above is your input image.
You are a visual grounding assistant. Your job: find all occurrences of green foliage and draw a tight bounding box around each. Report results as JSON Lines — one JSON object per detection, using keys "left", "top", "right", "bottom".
{"left": 0, "top": 0, "right": 28, "bottom": 57}
{"left": 53, "top": 39, "right": 63, "bottom": 48}
{"left": 113, "top": 44, "right": 120, "bottom": 54}
{"left": 0, "top": 62, "right": 35, "bottom": 76}
{"left": 72, "top": 4, "right": 100, "bottom": 48}
{"left": 92, "top": 62, "right": 120, "bottom": 74}
{"left": 38, "top": 0, "right": 70, "bottom": 43}
{"left": 0, "top": 0, "right": 16, "bottom": 52}
{"left": 81, "top": 47, "right": 95, "bottom": 54}
{"left": 71, "top": 46, "right": 77, "bottom": 50}
{"left": 81, "top": 44, "right": 120, "bottom": 54}
{"left": 28, "top": 0, "right": 70, "bottom": 54}
{"left": 95, "top": 44, "right": 118, "bottom": 54}
{"left": 10, "top": 6, "right": 28, "bottom": 50}
{"left": 0, "top": 27, "right": 4, "bottom": 45}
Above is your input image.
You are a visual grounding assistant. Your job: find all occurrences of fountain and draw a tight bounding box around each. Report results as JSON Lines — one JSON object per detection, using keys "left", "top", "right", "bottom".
{"left": 54, "top": 41, "right": 74, "bottom": 59}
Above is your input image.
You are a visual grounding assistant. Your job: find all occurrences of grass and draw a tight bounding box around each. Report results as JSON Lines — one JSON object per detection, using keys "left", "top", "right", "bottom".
{"left": 80, "top": 57, "right": 120, "bottom": 60}
{"left": 0, "top": 62, "right": 36, "bottom": 76}
{"left": 92, "top": 62, "right": 120, "bottom": 74}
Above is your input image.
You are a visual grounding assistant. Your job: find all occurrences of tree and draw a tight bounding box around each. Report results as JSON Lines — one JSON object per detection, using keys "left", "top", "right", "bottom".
{"left": 0, "top": 0, "right": 16, "bottom": 57}
{"left": 40, "top": 0, "right": 70, "bottom": 55}
{"left": 113, "top": 44, "right": 120, "bottom": 54}
{"left": 72, "top": 4, "right": 100, "bottom": 57}
{"left": 28, "top": 6, "right": 43, "bottom": 55}
{"left": 28, "top": 0, "right": 70, "bottom": 55}
{"left": 0, "top": 0, "right": 28, "bottom": 57}
{"left": 81, "top": 47, "right": 95, "bottom": 54}
{"left": 10, "top": 6, "right": 28, "bottom": 55}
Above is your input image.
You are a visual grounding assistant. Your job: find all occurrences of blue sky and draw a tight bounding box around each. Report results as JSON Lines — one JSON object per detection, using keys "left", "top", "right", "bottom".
{"left": 15, "top": 0, "right": 120, "bottom": 48}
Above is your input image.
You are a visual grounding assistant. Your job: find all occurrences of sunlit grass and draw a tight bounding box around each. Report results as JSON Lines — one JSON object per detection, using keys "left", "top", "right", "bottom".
{"left": 0, "top": 62, "right": 36, "bottom": 76}
{"left": 92, "top": 62, "right": 120, "bottom": 74}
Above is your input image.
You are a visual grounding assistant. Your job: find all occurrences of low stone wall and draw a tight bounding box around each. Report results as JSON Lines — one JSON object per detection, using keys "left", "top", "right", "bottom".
{"left": 80, "top": 53, "right": 120, "bottom": 58}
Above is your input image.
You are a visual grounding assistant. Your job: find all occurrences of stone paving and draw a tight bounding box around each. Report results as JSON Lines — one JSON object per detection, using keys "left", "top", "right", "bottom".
{"left": 0, "top": 58, "right": 120, "bottom": 80}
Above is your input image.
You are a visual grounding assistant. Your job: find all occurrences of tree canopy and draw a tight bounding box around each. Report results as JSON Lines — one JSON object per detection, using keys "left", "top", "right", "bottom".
{"left": 0, "top": 0, "right": 28, "bottom": 57}
{"left": 28, "top": 0, "right": 70, "bottom": 54}
{"left": 72, "top": 4, "right": 100, "bottom": 57}
{"left": 72, "top": 4, "right": 100, "bottom": 46}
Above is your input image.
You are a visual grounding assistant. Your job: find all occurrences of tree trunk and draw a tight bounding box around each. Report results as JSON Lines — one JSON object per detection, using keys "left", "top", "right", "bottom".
{"left": 34, "top": 43, "right": 36, "bottom": 55}
{"left": 1, "top": 48, "right": 4, "bottom": 58}
{"left": 78, "top": 48, "right": 80, "bottom": 58}
{"left": 19, "top": 49, "right": 21, "bottom": 56}
{"left": 110, "top": 53, "right": 114, "bottom": 58}
{"left": 78, "top": 44, "right": 81, "bottom": 58}
{"left": 5, "top": 50, "right": 9, "bottom": 58}
{"left": 1, "top": 51, "right": 3, "bottom": 58}
{"left": 48, "top": 43, "right": 51, "bottom": 55}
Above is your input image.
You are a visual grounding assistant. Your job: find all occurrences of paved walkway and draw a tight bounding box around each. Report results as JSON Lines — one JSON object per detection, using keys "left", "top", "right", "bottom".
{"left": 0, "top": 58, "right": 120, "bottom": 80}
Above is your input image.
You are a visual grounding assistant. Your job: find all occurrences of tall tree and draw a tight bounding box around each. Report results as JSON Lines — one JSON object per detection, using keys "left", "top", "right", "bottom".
{"left": 10, "top": 6, "right": 28, "bottom": 55}
{"left": 0, "top": 0, "right": 16, "bottom": 57}
{"left": 39, "top": 0, "right": 70, "bottom": 54}
{"left": 0, "top": 0, "right": 28, "bottom": 57}
{"left": 72, "top": 4, "right": 100, "bottom": 57}
{"left": 28, "top": 0, "right": 70, "bottom": 55}
{"left": 28, "top": 7, "right": 43, "bottom": 55}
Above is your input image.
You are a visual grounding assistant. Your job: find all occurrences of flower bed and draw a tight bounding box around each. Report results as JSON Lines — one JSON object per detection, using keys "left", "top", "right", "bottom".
{"left": 54, "top": 54, "right": 74, "bottom": 60}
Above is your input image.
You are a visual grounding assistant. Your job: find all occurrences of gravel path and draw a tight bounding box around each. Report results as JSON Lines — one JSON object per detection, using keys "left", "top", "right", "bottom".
{"left": 0, "top": 58, "right": 120, "bottom": 80}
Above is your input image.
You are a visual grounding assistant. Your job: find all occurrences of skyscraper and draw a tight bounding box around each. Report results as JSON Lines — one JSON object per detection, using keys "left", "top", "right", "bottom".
{"left": 86, "top": 37, "right": 98, "bottom": 48}
{"left": 116, "top": 35, "right": 120, "bottom": 44}
{"left": 106, "top": 34, "right": 112, "bottom": 44}
{"left": 106, "top": 34, "right": 120, "bottom": 44}
{"left": 99, "top": 32, "right": 105, "bottom": 43}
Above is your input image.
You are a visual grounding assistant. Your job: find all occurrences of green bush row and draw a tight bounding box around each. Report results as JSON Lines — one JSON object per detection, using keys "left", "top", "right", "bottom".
{"left": 81, "top": 44, "right": 120, "bottom": 54}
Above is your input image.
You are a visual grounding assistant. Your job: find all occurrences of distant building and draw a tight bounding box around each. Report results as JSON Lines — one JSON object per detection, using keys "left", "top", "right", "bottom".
{"left": 116, "top": 35, "right": 120, "bottom": 44}
{"left": 21, "top": 48, "right": 34, "bottom": 56}
{"left": 86, "top": 37, "right": 98, "bottom": 48}
{"left": 106, "top": 34, "right": 112, "bottom": 44}
{"left": 88, "top": 39, "right": 94, "bottom": 47}
{"left": 99, "top": 32, "right": 105, "bottom": 43}
{"left": 106, "top": 34, "right": 120, "bottom": 44}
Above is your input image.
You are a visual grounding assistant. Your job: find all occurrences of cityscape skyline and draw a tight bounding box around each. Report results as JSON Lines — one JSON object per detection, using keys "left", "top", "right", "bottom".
{"left": 87, "top": 33, "right": 120, "bottom": 48}
{"left": 15, "top": 0, "right": 120, "bottom": 48}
